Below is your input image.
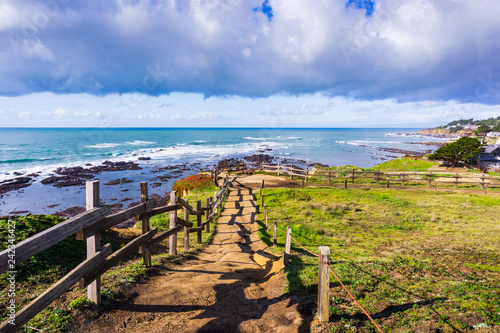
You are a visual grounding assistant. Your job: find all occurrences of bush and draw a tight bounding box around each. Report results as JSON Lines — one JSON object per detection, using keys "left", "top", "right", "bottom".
{"left": 172, "top": 174, "right": 213, "bottom": 194}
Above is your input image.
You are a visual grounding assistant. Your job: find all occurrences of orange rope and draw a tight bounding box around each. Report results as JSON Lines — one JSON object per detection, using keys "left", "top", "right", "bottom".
{"left": 326, "top": 263, "right": 385, "bottom": 333}
{"left": 289, "top": 234, "right": 319, "bottom": 257}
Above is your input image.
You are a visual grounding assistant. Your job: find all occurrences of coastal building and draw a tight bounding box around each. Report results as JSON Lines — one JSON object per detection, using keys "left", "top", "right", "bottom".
{"left": 486, "top": 132, "right": 500, "bottom": 137}
{"left": 475, "top": 144, "right": 500, "bottom": 169}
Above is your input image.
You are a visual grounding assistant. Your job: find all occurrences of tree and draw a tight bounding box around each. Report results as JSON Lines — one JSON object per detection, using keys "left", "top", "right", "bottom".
{"left": 474, "top": 125, "right": 491, "bottom": 137}
{"left": 428, "top": 137, "right": 484, "bottom": 167}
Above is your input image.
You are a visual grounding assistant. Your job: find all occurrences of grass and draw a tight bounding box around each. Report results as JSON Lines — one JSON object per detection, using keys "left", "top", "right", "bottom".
{"left": 0, "top": 184, "right": 221, "bottom": 332}
{"left": 367, "top": 158, "right": 439, "bottom": 172}
{"left": 254, "top": 187, "right": 500, "bottom": 332}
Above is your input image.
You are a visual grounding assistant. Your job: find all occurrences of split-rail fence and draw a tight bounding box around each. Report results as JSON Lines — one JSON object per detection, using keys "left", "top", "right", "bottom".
{"left": 0, "top": 176, "right": 229, "bottom": 332}
{"left": 215, "top": 162, "right": 500, "bottom": 193}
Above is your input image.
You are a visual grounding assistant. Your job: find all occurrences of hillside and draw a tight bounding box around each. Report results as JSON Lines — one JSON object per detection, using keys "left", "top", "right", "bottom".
{"left": 419, "top": 116, "right": 500, "bottom": 137}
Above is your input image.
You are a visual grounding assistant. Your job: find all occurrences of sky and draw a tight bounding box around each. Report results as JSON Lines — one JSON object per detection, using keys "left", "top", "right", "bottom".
{"left": 1, "top": 0, "right": 500, "bottom": 128}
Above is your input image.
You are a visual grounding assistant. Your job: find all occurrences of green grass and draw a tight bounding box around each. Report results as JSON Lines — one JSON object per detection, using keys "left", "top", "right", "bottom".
{"left": 255, "top": 187, "right": 500, "bottom": 332}
{"left": 368, "top": 158, "right": 439, "bottom": 171}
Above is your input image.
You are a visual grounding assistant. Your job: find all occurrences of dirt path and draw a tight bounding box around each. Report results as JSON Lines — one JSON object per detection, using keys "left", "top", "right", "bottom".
{"left": 70, "top": 175, "right": 306, "bottom": 333}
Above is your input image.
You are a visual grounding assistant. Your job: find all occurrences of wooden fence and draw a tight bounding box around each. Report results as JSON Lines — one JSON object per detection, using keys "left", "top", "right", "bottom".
{"left": 216, "top": 162, "right": 500, "bottom": 193}
{"left": 0, "top": 177, "right": 229, "bottom": 332}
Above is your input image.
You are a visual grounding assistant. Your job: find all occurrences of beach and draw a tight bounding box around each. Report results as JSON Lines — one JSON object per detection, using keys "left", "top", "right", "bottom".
{"left": 0, "top": 128, "right": 447, "bottom": 216}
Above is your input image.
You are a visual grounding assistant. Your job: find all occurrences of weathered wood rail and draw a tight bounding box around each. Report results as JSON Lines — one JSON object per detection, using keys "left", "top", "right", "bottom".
{"left": 0, "top": 176, "right": 229, "bottom": 332}
{"left": 216, "top": 162, "right": 500, "bottom": 193}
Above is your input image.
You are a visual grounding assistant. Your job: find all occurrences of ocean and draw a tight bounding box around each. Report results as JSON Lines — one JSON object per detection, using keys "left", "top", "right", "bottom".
{"left": 0, "top": 128, "right": 447, "bottom": 216}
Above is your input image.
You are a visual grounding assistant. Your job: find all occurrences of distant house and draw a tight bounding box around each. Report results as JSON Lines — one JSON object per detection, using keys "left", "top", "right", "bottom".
{"left": 464, "top": 124, "right": 479, "bottom": 130}
{"left": 486, "top": 132, "right": 500, "bottom": 137}
{"left": 475, "top": 144, "right": 500, "bottom": 169}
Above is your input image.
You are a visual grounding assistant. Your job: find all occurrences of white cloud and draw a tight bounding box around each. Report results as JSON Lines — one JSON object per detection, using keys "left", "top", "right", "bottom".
{"left": 0, "top": 0, "right": 498, "bottom": 104}
{"left": 54, "top": 107, "right": 68, "bottom": 115}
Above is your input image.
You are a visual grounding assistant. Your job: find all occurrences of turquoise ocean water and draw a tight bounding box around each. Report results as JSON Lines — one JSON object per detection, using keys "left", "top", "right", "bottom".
{"left": 0, "top": 128, "right": 446, "bottom": 215}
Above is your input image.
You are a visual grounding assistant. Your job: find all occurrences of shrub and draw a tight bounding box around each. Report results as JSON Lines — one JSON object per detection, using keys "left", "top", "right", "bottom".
{"left": 172, "top": 174, "right": 213, "bottom": 194}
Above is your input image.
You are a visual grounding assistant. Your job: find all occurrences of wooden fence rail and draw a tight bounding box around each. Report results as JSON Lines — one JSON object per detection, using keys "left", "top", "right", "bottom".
{"left": 215, "top": 162, "right": 499, "bottom": 192}
{"left": 0, "top": 175, "right": 230, "bottom": 332}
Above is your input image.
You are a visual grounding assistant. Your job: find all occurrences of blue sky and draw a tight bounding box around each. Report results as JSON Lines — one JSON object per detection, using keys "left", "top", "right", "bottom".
{"left": 0, "top": 0, "right": 499, "bottom": 127}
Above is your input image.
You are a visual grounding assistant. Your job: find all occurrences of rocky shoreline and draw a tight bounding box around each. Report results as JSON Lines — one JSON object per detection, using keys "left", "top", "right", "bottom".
{"left": 0, "top": 145, "right": 437, "bottom": 218}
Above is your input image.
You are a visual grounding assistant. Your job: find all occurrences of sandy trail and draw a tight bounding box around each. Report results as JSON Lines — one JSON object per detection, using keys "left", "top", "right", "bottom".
{"left": 71, "top": 175, "right": 305, "bottom": 333}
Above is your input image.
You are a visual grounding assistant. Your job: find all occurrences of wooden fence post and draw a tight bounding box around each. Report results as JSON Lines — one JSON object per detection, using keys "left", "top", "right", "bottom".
{"left": 386, "top": 179, "right": 390, "bottom": 188}
{"left": 284, "top": 226, "right": 292, "bottom": 266}
{"left": 184, "top": 199, "right": 190, "bottom": 251}
{"left": 260, "top": 180, "right": 264, "bottom": 197}
{"left": 273, "top": 221, "right": 277, "bottom": 246}
{"left": 305, "top": 167, "right": 309, "bottom": 183}
{"left": 352, "top": 170, "right": 355, "bottom": 184}
{"left": 86, "top": 180, "right": 101, "bottom": 305}
{"left": 277, "top": 162, "right": 280, "bottom": 176}
{"left": 428, "top": 172, "right": 432, "bottom": 187}
{"left": 435, "top": 180, "right": 438, "bottom": 191}
{"left": 265, "top": 207, "right": 268, "bottom": 228}
{"left": 205, "top": 197, "right": 211, "bottom": 233}
{"left": 455, "top": 173, "right": 459, "bottom": 188}
{"left": 344, "top": 179, "right": 348, "bottom": 189}
{"left": 328, "top": 171, "right": 331, "bottom": 184}
{"left": 196, "top": 200, "right": 202, "bottom": 244}
{"left": 140, "top": 182, "right": 152, "bottom": 267}
{"left": 318, "top": 246, "right": 331, "bottom": 322}
{"left": 402, "top": 172, "right": 405, "bottom": 187}
{"left": 302, "top": 179, "right": 305, "bottom": 188}
{"left": 169, "top": 191, "right": 177, "bottom": 255}
{"left": 485, "top": 184, "right": 488, "bottom": 194}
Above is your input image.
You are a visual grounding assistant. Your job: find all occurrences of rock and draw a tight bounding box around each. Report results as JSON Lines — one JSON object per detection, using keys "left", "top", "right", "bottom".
{"left": 150, "top": 193, "right": 170, "bottom": 207}
{"left": 41, "top": 176, "right": 83, "bottom": 187}
{"left": 54, "top": 206, "right": 85, "bottom": 217}
{"left": 0, "top": 177, "right": 33, "bottom": 195}
{"left": 105, "top": 179, "right": 121, "bottom": 186}
{"left": 243, "top": 154, "right": 274, "bottom": 164}
{"left": 138, "top": 157, "right": 151, "bottom": 161}
{"left": 9, "top": 210, "right": 30, "bottom": 215}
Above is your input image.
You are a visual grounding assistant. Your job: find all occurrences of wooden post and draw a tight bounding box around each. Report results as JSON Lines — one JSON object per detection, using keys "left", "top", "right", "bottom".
{"left": 318, "top": 246, "right": 331, "bottom": 322}
{"left": 352, "top": 170, "right": 355, "bottom": 184}
{"left": 328, "top": 171, "right": 331, "bottom": 184}
{"left": 344, "top": 179, "right": 348, "bottom": 189}
{"left": 169, "top": 191, "right": 177, "bottom": 255}
{"left": 277, "top": 162, "right": 280, "bottom": 176}
{"left": 86, "top": 180, "right": 101, "bottom": 305}
{"left": 260, "top": 180, "right": 264, "bottom": 197}
{"left": 273, "top": 221, "right": 277, "bottom": 246}
{"left": 284, "top": 226, "right": 292, "bottom": 266}
{"left": 481, "top": 175, "right": 485, "bottom": 189}
{"left": 184, "top": 199, "right": 190, "bottom": 251}
{"left": 205, "top": 197, "right": 211, "bottom": 233}
{"left": 402, "top": 172, "right": 405, "bottom": 187}
{"left": 196, "top": 200, "right": 202, "bottom": 244}
{"left": 302, "top": 179, "right": 305, "bottom": 188}
{"left": 485, "top": 184, "right": 488, "bottom": 194}
{"left": 140, "top": 182, "right": 152, "bottom": 267}
{"left": 265, "top": 207, "right": 268, "bottom": 228}
{"left": 455, "top": 173, "right": 459, "bottom": 188}
{"left": 435, "top": 180, "right": 438, "bottom": 191}
{"left": 305, "top": 167, "right": 309, "bottom": 183}
{"left": 386, "top": 179, "right": 390, "bottom": 188}
{"left": 428, "top": 172, "right": 432, "bottom": 187}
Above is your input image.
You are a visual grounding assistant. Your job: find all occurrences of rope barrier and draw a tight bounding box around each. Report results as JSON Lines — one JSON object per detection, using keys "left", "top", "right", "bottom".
{"left": 289, "top": 234, "right": 319, "bottom": 257}
{"left": 274, "top": 221, "right": 383, "bottom": 332}
{"left": 326, "top": 263, "right": 385, "bottom": 333}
